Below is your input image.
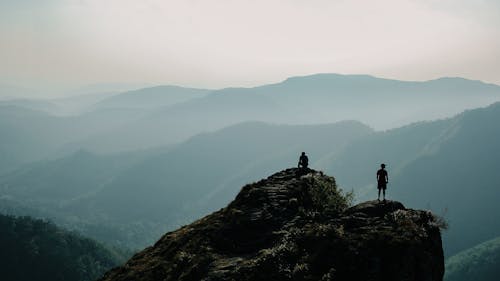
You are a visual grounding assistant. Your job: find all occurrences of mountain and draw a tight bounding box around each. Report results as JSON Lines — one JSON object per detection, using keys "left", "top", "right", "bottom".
{"left": 0, "top": 149, "right": 153, "bottom": 203}
{"left": 0, "top": 98, "right": 61, "bottom": 114}
{"left": 2, "top": 74, "right": 499, "bottom": 154}
{"left": 0, "top": 106, "right": 69, "bottom": 174}
{"left": 77, "top": 120, "right": 372, "bottom": 224}
{"left": 99, "top": 168, "right": 444, "bottom": 281}
{"left": 0, "top": 120, "right": 372, "bottom": 248}
{"left": 77, "top": 74, "right": 500, "bottom": 151}
{"left": 390, "top": 103, "right": 500, "bottom": 256}
{"left": 319, "top": 102, "right": 500, "bottom": 256}
{"left": 445, "top": 236, "right": 500, "bottom": 281}
{"left": 0, "top": 213, "right": 128, "bottom": 281}
{"left": 49, "top": 92, "right": 118, "bottom": 115}
{"left": 5, "top": 102, "right": 500, "bottom": 255}
{"left": 0, "top": 85, "right": 209, "bottom": 166}
{"left": 0, "top": 105, "right": 150, "bottom": 173}
{"left": 92, "top": 85, "right": 210, "bottom": 110}
{"left": 0, "top": 148, "right": 166, "bottom": 249}
{"left": 320, "top": 118, "right": 454, "bottom": 196}
{"left": 2, "top": 75, "right": 500, "bottom": 251}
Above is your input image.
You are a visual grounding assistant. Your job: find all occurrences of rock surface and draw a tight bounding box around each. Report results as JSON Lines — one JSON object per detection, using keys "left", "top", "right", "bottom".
{"left": 99, "top": 168, "right": 444, "bottom": 281}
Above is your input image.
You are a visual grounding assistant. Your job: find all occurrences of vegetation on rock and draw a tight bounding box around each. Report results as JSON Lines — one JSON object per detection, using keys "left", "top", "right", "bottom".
{"left": 100, "top": 168, "right": 444, "bottom": 281}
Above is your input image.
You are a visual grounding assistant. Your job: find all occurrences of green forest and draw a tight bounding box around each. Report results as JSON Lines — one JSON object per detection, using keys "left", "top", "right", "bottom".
{"left": 0, "top": 214, "right": 128, "bottom": 281}
{"left": 445, "top": 236, "right": 500, "bottom": 281}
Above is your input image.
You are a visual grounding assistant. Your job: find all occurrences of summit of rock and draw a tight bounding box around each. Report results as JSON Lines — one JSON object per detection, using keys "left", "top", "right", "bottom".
{"left": 100, "top": 168, "right": 444, "bottom": 281}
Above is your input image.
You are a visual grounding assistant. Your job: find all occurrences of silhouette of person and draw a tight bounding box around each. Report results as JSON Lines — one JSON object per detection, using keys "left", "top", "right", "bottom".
{"left": 377, "top": 163, "right": 389, "bottom": 201}
{"left": 298, "top": 152, "right": 309, "bottom": 169}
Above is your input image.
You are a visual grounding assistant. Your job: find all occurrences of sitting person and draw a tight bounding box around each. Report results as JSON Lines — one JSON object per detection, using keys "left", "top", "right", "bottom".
{"left": 298, "top": 152, "right": 309, "bottom": 169}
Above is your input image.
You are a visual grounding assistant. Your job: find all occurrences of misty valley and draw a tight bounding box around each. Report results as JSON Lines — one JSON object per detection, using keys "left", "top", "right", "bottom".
{"left": 1, "top": 74, "right": 500, "bottom": 280}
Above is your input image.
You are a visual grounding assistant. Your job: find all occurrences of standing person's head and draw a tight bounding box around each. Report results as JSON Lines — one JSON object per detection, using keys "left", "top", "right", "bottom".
{"left": 302, "top": 152, "right": 306, "bottom": 156}
{"left": 381, "top": 163, "right": 386, "bottom": 169}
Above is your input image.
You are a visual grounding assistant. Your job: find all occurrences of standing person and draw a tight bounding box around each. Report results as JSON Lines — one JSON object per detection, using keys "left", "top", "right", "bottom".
{"left": 377, "top": 163, "right": 389, "bottom": 201}
{"left": 298, "top": 152, "right": 309, "bottom": 169}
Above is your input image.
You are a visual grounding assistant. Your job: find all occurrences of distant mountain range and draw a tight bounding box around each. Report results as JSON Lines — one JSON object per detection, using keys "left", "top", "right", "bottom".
{"left": 1, "top": 74, "right": 500, "bottom": 254}
{"left": 0, "top": 120, "right": 372, "bottom": 248}
{"left": 79, "top": 74, "right": 500, "bottom": 151}
{"left": 91, "top": 85, "right": 210, "bottom": 110}
{"left": 2, "top": 102, "right": 500, "bottom": 257}
{"left": 1, "top": 74, "right": 499, "bottom": 156}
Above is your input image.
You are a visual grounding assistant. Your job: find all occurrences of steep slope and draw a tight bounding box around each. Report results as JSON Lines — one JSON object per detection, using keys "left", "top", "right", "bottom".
{"left": 0, "top": 213, "right": 128, "bottom": 281}
{"left": 319, "top": 118, "right": 453, "bottom": 194}
{"left": 445, "top": 236, "right": 500, "bottom": 281}
{"left": 100, "top": 168, "right": 444, "bottom": 281}
{"left": 391, "top": 103, "right": 500, "bottom": 255}
{"left": 320, "top": 102, "right": 500, "bottom": 256}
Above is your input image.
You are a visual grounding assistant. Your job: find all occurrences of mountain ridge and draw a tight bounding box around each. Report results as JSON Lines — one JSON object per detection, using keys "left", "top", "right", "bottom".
{"left": 99, "top": 168, "right": 444, "bottom": 281}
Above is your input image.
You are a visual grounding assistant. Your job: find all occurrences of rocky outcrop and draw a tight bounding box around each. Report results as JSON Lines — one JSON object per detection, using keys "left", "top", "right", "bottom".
{"left": 100, "top": 168, "right": 444, "bottom": 281}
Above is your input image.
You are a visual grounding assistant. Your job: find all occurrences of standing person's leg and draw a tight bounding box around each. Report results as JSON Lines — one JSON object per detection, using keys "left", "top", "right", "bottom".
{"left": 378, "top": 188, "right": 381, "bottom": 200}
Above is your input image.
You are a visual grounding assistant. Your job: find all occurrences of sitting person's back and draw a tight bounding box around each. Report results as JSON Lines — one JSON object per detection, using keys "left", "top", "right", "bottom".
{"left": 298, "top": 152, "right": 309, "bottom": 169}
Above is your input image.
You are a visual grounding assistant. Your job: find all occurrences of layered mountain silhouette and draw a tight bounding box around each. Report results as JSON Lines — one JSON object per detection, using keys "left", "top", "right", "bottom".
{"left": 81, "top": 74, "right": 500, "bottom": 151}
{"left": 1, "top": 74, "right": 498, "bottom": 280}
{"left": 0, "top": 121, "right": 371, "bottom": 248}
{"left": 1, "top": 75, "right": 500, "bottom": 255}
{"left": 2, "top": 74, "right": 499, "bottom": 156}
{"left": 100, "top": 168, "right": 444, "bottom": 281}
{"left": 3, "top": 102, "right": 500, "bottom": 256}
{"left": 91, "top": 85, "right": 209, "bottom": 110}
{"left": 0, "top": 105, "right": 148, "bottom": 173}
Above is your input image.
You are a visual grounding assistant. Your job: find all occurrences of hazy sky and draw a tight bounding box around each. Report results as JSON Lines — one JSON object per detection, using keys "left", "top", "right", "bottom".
{"left": 1, "top": 0, "right": 499, "bottom": 93}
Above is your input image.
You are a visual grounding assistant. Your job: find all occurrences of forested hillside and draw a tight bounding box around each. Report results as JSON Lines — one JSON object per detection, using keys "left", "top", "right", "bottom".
{"left": 322, "top": 102, "right": 500, "bottom": 256}
{"left": 445, "top": 236, "right": 500, "bottom": 281}
{"left": 0, "top": 214, "right": 128, "bottom": 281}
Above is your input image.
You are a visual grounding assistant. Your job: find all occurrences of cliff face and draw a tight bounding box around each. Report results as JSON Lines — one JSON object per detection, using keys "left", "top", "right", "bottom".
{"left": 100, "top": 168, "right": 444, "bottom": 281}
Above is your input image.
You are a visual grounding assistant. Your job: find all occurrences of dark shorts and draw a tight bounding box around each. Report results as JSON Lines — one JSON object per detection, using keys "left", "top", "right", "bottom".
{"left": 377, "top": 182, "right": 387, "bottom": 190}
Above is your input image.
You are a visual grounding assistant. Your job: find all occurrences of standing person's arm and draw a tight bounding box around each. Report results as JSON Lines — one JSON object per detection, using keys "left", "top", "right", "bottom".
{"left": 385, "top": 172, "right": 389, "bottom": 183}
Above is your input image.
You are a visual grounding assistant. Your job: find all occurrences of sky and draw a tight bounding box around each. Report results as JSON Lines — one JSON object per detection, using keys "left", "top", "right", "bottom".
{"left": 0, "top": 0, "right": 499, "bottom": 95}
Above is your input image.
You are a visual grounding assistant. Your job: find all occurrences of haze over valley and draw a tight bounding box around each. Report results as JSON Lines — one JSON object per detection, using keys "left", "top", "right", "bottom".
{"left": 2, "top": 1, "right": 500, "bottom": 280}
{"left": 1, "top": 75, "right": 500, "bottom": 259}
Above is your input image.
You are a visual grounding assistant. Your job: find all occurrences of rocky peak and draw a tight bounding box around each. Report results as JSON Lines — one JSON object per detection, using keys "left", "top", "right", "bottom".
{"left": 100, "top": 168, "right": 444, "bottom": 281}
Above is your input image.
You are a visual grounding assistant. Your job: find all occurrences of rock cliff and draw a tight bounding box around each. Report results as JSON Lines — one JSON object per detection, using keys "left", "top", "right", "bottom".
{"left": 100, "top": 168, "right": 444, "bottom": 281}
